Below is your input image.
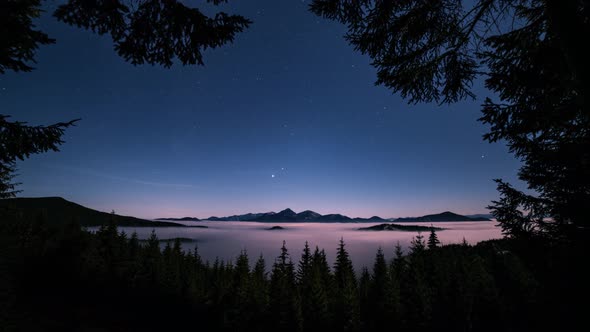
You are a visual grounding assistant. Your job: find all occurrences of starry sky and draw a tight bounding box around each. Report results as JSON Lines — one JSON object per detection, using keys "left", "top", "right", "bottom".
{"left": 2, "top": 0, "right": 523, "bottom": 219}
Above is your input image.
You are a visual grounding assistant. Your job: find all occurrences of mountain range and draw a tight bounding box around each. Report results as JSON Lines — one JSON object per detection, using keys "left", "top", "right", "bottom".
{"left": 1, "top": 197, "right": 491, "bottom": 226}
{"left": 161, "top": 209, "right": 491, "bottom": 223}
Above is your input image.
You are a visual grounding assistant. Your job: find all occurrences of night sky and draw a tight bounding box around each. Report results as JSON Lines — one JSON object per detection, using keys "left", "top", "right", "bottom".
{"left": 2, "top": 0, "right": 522, "bottom": 219}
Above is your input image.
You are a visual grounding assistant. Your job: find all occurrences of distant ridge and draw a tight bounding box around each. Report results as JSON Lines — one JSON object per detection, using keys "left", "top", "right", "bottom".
{"left": 257, "top": 208, "right": 298, "bottom": 222}
{"left": 359, "top": 223, "right": 445, "bottom": 232}
{"left": 317, "top": 214, "right": 351, "bottom": 222}
{"left": 0, "top": 197, "right": 186, "bottom": 227}
{"left": 199, "top": 209, "right": 490, "bottom": 223}
{"left": 394, "top": 211, "right": 490, "bottom": 222}
{"left": 207, "top": 212, "right": 270, "bottom": 221}
{"left": 466, "top": 213, "right": 494, "bottom": 220}
{"left": 156, "top": 217, "right": 201, "bottom": 221}
{"left": 1, "top": 198, "right": 491, "bottom": 225}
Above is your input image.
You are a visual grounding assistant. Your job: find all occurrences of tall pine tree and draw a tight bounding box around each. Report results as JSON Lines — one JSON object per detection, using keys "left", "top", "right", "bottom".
{"left": 269, "top": 242, "right": 301, "bottom": 332}
{"left": 428, "top": 228, "right": 441, "bottom": 249}
{"left": 333, "top": 238, "right": 359, "bottom": 332}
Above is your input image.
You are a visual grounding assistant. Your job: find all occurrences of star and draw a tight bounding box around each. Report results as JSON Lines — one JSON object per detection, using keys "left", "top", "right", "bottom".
{"left": 271, "top": 174, "right": 275, "bottom": 178}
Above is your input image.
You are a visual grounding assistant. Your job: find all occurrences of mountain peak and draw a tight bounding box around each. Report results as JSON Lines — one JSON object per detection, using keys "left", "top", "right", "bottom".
{"left": 440, "top": 211, "right": 457, "bottom": 215}
{"left": 279, "top": 208, "right": 296, "bottom": 215}
{"left": 297, "top": 210, "right": 322, "bottom": 220}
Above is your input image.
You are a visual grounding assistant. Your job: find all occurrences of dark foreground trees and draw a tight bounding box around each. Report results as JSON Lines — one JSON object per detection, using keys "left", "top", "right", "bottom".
{"left": 310, "top": 0, "right": 590, "bottom": 241}
{"left": 0, "top": 219, "right": 587, "bottom": 332}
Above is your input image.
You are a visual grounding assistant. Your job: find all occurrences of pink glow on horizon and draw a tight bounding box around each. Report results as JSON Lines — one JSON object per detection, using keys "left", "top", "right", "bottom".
{"left": 79, "top": 197, "right": 488, "bottom": 220}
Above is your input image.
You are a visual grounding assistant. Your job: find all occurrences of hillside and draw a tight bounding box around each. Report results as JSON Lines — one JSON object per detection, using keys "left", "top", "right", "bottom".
{"left": 207, "top": 212, "right": 270, "bottom": 221}
{"left": 156, "top": 217, "right": 201, "bottom": 221}
{"left": 0, "top": 197, "right": 184, "bottom": 227}
{"left": 358, "top": 223, "right": 444, "bottom": 232}
{"left": 394, "top": 211, "right": 491, "bottom": 222}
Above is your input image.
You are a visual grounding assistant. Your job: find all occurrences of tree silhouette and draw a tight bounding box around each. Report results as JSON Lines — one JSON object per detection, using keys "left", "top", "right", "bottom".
{"left": 0, "top": 115, "right": 78, "bottom": 198}
{"left": 428, "top": 228, "right": 440, "bottom": 249}
{"left": 1, "top": 218, "right": 585, "bottom": 331}
{"left": 310, "top": 0, "right": 590, "bottom": 241}
{"left": 0, "top": 0, "right": 54, "bottom": 74}
{"left": 391, "top": 241, "right": 406, "bottom": 279}
{"left": 333, "top": 238, "right": 359, "bottom": 331}
{"left": 297, "top": 241, "right": 315, "bottom": 331}
{"left": 368, "top": 247, "right": 398, "bottom": 331}
{"left": 250, "top": 254, "right": 269, "bottom": 331}
{"left": 269, "top": 241, "right": 301, "bottom": 332}
{"left": 1, "top": 0, "right": 251, "bottom": 73}
{"left": 297, "top": 241, "right": 313, "bottom": 285}
{"left": 410, "top": 233, "right": 426, "bottom": 253}
{"left": 228, "top": 250, "right": 253, "bottom": 330}
{"left": 358, "top": 267, "right": 371, "bottom": 330}
{"left": 307, "top": 246, "right": 333, "bottom": 331}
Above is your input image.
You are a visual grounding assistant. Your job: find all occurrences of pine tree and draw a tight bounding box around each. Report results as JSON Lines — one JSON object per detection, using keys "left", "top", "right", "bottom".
{"left": 161, "top": 241, "right": 179, "bottom": 291}
{"left": 269, "top": 241, "right": 301, "bottom": 332}
{"left": 188, "top": 245, "right": 206, "bottom": 301}
{"left": 333, "top": 238, "right": 360, "bottom": 332}
{"left": 125, "top": 231, "right": 140, "bottom": 287}
{"left": 193, "top": 245, "right": 203, "bottom": 268}
{"left": 138, "top": 229, "right": 162, "bottom": 285}
{"left": 334, "top": 238, "right": 355, "bottom": 289}
{"left": 428, "top": 228, "right": 441, "bottom": 249}
{"left": 391, "top": 242, "right": 406, "bottom": 279}
{"left": 368, "top": 248, "right": 399, "bottom": 331}
{"left": 390, "top": 241, "right": 408, "bottom": 325}
{"left": 252, "top": 254, "right": 268, "bottom": 297}
{"left": 403, "top": 243, "right": 432, "bottom": 331}
{"left": 312, "top": 247, "right": 333, "bottom": 290}
{"left": 0, "top": 115, "right": 77, "bottom": 198}
{"left": 297, "top": 241, "right": 312, "bottom": 285}
{"left": 251, "top": 254, "right": 269, "bottom": 331}
{"left": 228, "top": 250, "right": 252, "bottom": 330}
{"left": 358, "top": 267, "right": 371, "bottom": 330}
{"left": 307, "top": 246, "right": 334, "bottom": 330}
{"left": 410, "top": 233, "right": 426, "bottom": 253}
{"left": 128, "top": 232, "right": 139, "bottom": 258}
{"left": 297, "top": 241, "right": 315, "bottom": 331}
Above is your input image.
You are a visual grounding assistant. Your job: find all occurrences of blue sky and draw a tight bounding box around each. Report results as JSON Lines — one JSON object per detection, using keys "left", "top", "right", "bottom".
{"left": 2, "top": 0, "right": 522, "bottom": 219}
